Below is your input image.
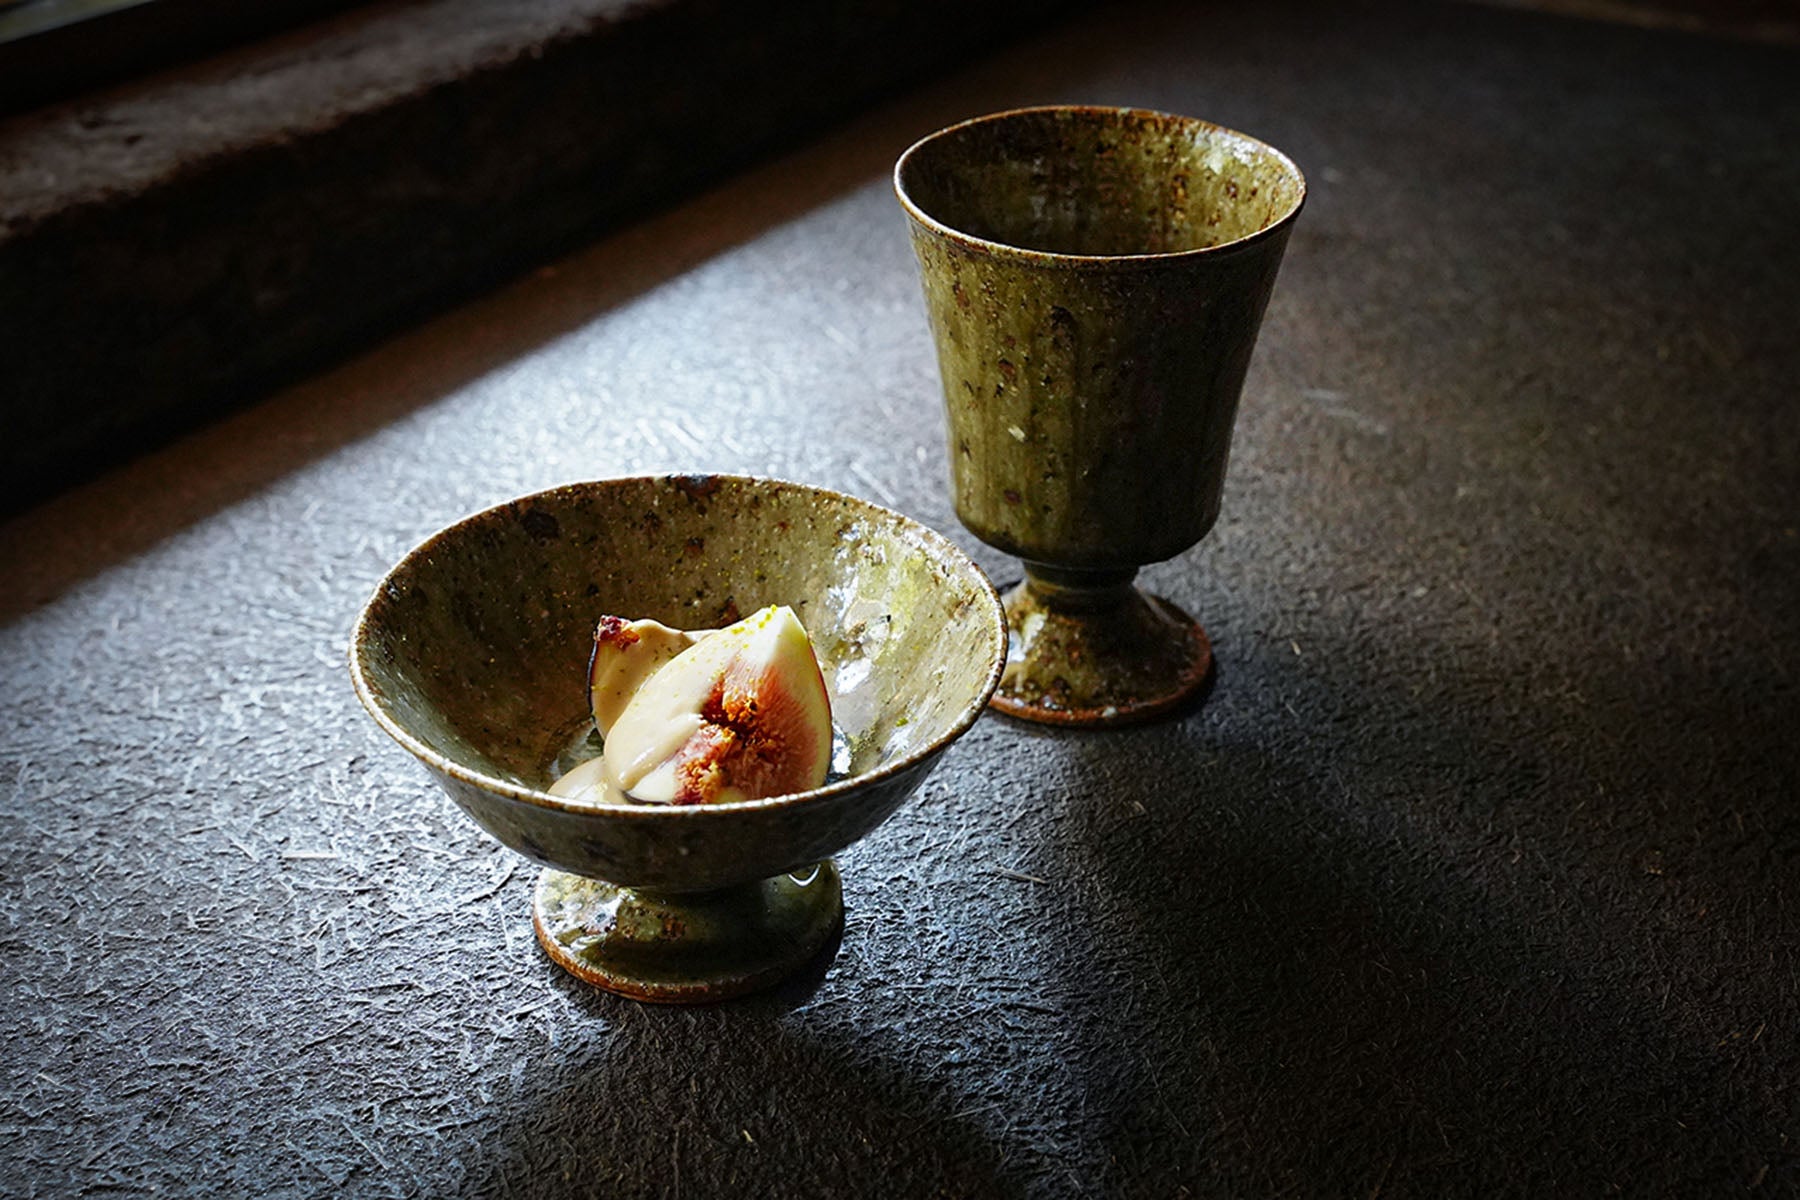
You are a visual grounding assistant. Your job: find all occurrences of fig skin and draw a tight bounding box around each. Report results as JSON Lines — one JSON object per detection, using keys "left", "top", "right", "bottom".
{"left": 603, "top": 605, "right": 833, "bottom": 805}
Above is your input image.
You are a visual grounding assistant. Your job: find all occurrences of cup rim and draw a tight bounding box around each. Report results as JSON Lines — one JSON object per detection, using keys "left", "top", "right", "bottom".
{"left": 893, "top": 104, "right": 1307, "bottom": 269}
{"left": 348, "top": 474, "right": 1008, "bottom": 822}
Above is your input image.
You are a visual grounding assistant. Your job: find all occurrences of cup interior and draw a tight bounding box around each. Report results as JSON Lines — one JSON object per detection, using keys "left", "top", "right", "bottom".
{"left": 896, "top": 106, "right": 1305, "bottom": 258}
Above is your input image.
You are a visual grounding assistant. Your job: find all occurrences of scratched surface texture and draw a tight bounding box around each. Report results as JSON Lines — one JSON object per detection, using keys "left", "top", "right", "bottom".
{"left": 2, "top": 2, "right": 1797, "bottom": 1196}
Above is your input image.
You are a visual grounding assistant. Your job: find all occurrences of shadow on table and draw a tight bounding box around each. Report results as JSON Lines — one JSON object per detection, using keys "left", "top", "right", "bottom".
{"left": 1042, "top": 639, "right": 1796, "bottom": 1195}
{"left": 462, "top": 969, "right": 1023, "bottom": 1199}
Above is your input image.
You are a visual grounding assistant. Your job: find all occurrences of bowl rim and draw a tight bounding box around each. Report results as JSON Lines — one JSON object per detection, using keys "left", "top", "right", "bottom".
{"left": 893, "top": 103, "right": 1307, "bottom": 270}
{"left": 348, "top": 473, "right": 1007, "bottom": 821}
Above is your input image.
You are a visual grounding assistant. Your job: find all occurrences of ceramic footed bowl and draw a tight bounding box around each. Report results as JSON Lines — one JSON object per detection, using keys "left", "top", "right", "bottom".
{"left": 350, "top": 475, "right": 1006, "bottom": 1001}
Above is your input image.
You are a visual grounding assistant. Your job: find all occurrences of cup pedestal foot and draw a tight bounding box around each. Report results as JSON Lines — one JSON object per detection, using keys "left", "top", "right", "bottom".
{"left": 532, "top": 862, "right": 842, "bottom": 1003}
{"left": 990, "top": 566, "right": 1213, "bottom": 727}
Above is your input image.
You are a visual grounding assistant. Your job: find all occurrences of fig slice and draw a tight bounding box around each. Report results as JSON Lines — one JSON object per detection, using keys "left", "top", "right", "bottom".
{"left": 588, "top": 615, "right": 709, "bottom": 737}
{"left": 602, "top": 605, "right": 833, "bottom": 805}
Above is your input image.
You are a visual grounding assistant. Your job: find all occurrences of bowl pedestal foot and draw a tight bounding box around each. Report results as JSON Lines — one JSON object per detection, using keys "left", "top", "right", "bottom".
{"left": 531, "top": 861, "right": 842, "bottom": 1003}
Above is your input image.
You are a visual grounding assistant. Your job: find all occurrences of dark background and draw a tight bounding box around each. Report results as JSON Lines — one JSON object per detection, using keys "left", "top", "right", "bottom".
{"left": 1, "top": 1, "right": 1796, "bottom": 1195}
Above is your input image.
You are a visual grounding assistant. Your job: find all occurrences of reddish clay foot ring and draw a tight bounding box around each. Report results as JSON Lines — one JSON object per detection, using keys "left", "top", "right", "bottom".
{"left": 532, "top": 862, "right": 843, "bottom": 1003}
{"left": 988, "top": 585, "right": 1214, "bottom": 728}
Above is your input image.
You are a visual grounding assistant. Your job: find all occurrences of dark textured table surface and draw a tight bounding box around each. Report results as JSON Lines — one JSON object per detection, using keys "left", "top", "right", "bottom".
{"left": 3, "top": 2, "right": 1797, "bottom": 1195}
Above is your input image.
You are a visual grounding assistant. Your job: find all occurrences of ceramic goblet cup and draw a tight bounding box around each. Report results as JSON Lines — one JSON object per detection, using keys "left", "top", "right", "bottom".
{"left": 351, "top": 476, "right": 1005, "bottom": 1002}
{"left": 896, "top": 105, "right": 1305, "bottom": 725}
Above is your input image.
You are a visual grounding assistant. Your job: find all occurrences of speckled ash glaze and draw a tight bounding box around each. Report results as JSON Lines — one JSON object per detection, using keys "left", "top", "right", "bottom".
{"left": 350, "top": 475, "right": 1005, "bottom": 1000}
{"left": 895, "top": 106, "right": 1303, "bottom": 725}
